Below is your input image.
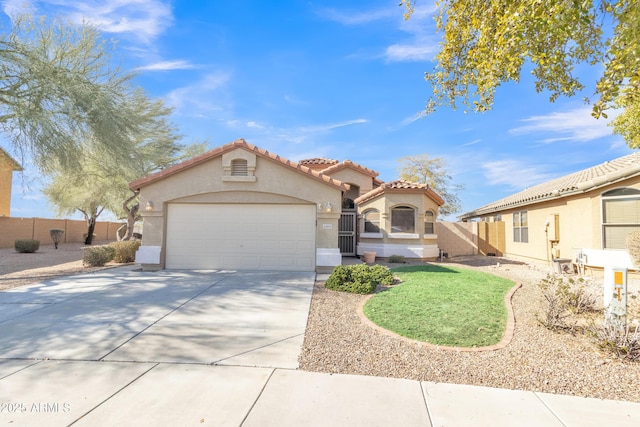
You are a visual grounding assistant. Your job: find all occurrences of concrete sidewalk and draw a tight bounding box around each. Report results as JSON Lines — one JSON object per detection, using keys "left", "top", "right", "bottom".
{"left": 1, "top": 360, "right": 639, "bottom": 426}
{"left": 1, "top": 268, "right": 639, "bottom": 426}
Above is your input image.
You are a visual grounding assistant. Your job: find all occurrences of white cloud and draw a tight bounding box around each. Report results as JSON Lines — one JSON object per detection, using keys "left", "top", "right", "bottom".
{"left": 300, "top": 118, "right": 368, "bottom": 133}
{"left": 482, "top": 159, "right": 554, "bottom": 190}
{"left": 316, "top": 7, "right": 395, "bottom": 25}
{"left": 165, "top": 71, "right": 231, "bottom": 113}
{"left": 385, "top": 42, "right": 436, "bottom": 62}
{"left": 246, "top": 121, "right": 264, "bottom": 129}
{"left": 2, "top": 0, "right": 35, "bottom": 16}
{"left": 461, "top": 139, "right": 481, "bottom": 147}
{"left": 509, "top": 106, "right": 616, "bottom": 143}
{"left": 135, "top": 60, "right": 197, "bottom": 72}
{"left": 6, "top": 0, "right": 174, "bottom": 42}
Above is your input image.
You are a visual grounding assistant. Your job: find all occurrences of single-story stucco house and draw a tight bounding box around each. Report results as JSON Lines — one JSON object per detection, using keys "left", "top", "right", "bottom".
{"left": 0, "top": 147, "right": 23, "bottom": 217}
{"left": 459, "top": 152, "right": 640, "bottom": 271}
{"left": 129, "top": 139, "right": 444, "bottom": 272}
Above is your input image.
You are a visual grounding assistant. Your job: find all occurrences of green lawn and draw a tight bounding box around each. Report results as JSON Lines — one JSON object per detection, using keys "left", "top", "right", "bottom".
{"left": 362, "top": 265, "right": 516, "bottom": 347}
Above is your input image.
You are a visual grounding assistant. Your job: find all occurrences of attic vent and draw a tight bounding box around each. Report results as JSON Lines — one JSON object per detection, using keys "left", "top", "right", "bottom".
{"left": 231, "top": 159, "right": 248, "bottom": 176}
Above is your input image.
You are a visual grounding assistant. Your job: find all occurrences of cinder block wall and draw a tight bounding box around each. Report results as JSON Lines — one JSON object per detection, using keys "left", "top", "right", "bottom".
{"left": 437, "top": 222, "right": 478, "bottom": 257}
{"left": 0, "top": 217, "right": 122, "bottom": 248}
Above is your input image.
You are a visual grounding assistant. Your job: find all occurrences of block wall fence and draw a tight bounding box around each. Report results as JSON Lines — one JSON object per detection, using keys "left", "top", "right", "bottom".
{"left": 0, "top": 217, "right": 122, "bottom": 249}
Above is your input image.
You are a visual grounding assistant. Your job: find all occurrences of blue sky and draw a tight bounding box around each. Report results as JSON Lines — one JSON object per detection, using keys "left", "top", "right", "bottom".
{"left": 2, "top": 0, "right": 635, "bottom": 221}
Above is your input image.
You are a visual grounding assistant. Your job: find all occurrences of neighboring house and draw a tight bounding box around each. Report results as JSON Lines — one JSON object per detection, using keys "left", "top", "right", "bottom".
{"left": 459, "top": 152, "right": 640, "bottom": 270}
{"left": 0, "top": 147, "right": 23, "bottom": 217}
{"left": 129, "top": 139, "right": 444, "bottom": 272}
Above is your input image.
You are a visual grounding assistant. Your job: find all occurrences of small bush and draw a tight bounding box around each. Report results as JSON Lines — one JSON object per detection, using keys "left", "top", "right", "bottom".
{"left": 591, "top": 321, "right": 640, "bottom": 362}
{"left": 109, "top": 240, "right": 141, "bottom": 263}
{"left": 387, "top": 254, "right": 406, "bottom": 264}
{"left": 325, "top": 264, "right": 395, "bottom": 294}
{"left": 83, "top": 245, "right": 116, "bottom": 267}
{"left": 538, "top": 275, "right": 597, "bottom": 332}
{"left": 49, "top": 228, "right": 65, "bottom": 249}
{"left": 14, "top": 239, "right": 40, "bottom": 253}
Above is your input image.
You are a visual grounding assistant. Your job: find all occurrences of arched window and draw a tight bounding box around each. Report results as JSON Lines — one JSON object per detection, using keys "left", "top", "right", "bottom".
{"left": 231, "top": 159, "right": 248, "bottom": 176}
{"left": 363, "top": 209, "right": 380, "bottom": 233}
{"left": 602, "top": 188, "right": 640, "bottom": 249}
{"left": 424, "top": 210, "right": 435, "bottom": 234}
{"left": 391, "top": 205, "right": 415, "bottom": 233}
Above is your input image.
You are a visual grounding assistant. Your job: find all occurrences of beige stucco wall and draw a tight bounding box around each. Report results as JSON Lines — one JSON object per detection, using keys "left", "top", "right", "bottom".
{"left": 356, "top": 192, "right": 440, "bottom": 258}
{"left": 487, "top": 177, "right": 640, "bottom": 266}
{"left": 137, "top": 148, "right": 343, "bottom": 260}
{"left": 0, "top": 167, "right": 13, "bottom": 217}
{"left": 326, "top": 168, "right": 374, "bottom": 197}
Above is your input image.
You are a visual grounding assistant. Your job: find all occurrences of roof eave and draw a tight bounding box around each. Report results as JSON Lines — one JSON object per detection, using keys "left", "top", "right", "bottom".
{"left": 459, "top": 169, "right": 640, "bottom": 220}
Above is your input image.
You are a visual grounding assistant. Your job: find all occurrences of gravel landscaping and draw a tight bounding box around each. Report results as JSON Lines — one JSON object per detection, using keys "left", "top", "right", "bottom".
{"left": 0, "top": 241, "right": 117, "bottom": 291}
{"left": 299, "top": 257, "right": 640, "bottom": 403}
{"left": 4, "top": 246, "right": 639, "bottom": 402}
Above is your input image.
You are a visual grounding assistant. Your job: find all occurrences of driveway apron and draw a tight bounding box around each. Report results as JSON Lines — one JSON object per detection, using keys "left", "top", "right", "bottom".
{"left": 0, "top": 269, "right": 314, "bottom": 368}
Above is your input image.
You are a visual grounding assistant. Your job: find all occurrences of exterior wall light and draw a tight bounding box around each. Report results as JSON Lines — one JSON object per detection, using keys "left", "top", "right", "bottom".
{"left": 145, "top": 201, "right": 154, "bottom": 211}
{"left": 325, "top": 202, "right": 332, "bottom": 213}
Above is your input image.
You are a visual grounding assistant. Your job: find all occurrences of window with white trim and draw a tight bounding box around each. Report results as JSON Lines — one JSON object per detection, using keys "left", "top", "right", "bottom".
{"left": 363, "top": 209, "right": 380, "bottom": 233}
{"left": 391, "top": 206, "right": 415, "bottom": 233}
{"left": 424, "top": 210, "right": 435, "bottom": 234}
{"left": 602, "top": 188, "right": 640, "bottom": 249}
{"left": 513, "top": 211, "right": 528, "bottom": 243}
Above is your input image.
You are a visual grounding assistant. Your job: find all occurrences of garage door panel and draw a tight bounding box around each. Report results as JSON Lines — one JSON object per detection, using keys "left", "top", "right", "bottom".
{"left": 166, "top": 204, "right": 316, "bottom": 271}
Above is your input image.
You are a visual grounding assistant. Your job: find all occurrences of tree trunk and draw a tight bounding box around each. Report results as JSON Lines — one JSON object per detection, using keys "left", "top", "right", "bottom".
{"left": 85, "top": 216, "right": 96, "bottom": 245}
{"left": 122, "top": 190, "right": 140, "bottom": 241}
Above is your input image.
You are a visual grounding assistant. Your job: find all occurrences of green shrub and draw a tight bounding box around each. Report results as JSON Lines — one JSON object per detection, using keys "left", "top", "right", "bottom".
{"left": 109, "top": 240, "right": 141, "bottom": 263}
{"left": 14, "top": 239, "right": 40, "bottom": 253}
{"left": 82, "top": 245, "right": 116, "bottom": 267}
{"left": 388, "top": 254, "right": 406, "bottom": 264}
{"left": 325, "top": 264, "right": 395, "bottom": 294}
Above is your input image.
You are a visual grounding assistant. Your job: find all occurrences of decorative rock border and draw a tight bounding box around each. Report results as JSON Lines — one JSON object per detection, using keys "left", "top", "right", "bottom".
{"left": 356, "top": 282, "right": 522, "bottom": 352}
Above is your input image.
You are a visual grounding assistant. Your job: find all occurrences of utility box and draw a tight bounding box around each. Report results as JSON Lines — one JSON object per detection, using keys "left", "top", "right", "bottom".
{"left": 604, "top": 266, "right": 627, "bottom": 327}
{"left": 547, "top": 214, "right": 560, "bottom": 241}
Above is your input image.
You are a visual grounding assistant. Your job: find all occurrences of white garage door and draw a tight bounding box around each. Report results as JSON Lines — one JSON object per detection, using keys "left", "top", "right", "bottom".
{"left": 166, "top": 203, "right": 316, "bottom": 271}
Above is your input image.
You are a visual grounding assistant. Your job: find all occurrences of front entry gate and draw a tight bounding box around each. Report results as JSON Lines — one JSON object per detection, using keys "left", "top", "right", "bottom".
{"left": 339, "top": 211, "right": 356, "bottom": 256}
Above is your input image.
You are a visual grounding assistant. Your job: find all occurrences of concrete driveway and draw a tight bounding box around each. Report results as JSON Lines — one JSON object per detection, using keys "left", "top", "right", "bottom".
{"left": 3, "top": 267, "right": 640, "bottom": 427}
{"left": 0, "top": 268, "right": 314, "bottom": 367}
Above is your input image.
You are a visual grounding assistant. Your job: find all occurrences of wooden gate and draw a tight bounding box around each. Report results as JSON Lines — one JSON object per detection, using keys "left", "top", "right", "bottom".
{"left": 339, "top": 212, "right": 356, "bottom": 256}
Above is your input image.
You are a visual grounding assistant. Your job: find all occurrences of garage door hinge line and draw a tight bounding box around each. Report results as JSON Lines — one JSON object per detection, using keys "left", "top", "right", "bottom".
{"left": 97, "top": 282, "right": 223, "bottom": 361}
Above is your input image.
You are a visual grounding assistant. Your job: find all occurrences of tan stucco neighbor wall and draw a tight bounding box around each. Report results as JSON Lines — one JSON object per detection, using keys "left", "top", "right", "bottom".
{"left": 0, "top": 167, "right": 13, "bottom": 217}
{"left": 136, "top": 147, "right": 344, "bottom": 268}
{"left": 487, "top": 178, "right": 640, "bottom": 269}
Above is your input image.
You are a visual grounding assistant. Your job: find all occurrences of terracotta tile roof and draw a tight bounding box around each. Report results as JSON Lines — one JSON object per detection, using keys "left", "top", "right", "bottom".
{"left": 459, "top": 151, "right": 640, "bottom": 219}
{"left": 355, "top": 179, "right": 445, "bottom": 206}
{"left": 129, "top": 139, "right": 350, "bottom": 191}
{"left": 319, "top": 159, "right": 380, "bottom": 178}
{"left": 0, "top": 147, "right": 23, "bottom": 171}
{"left": 298, "top": 158, "right": 339, "bottom": 166}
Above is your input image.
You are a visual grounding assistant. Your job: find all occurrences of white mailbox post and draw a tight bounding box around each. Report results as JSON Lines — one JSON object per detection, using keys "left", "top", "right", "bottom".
{"left": 604, "top": 266, "right": 627, "bottom": 328}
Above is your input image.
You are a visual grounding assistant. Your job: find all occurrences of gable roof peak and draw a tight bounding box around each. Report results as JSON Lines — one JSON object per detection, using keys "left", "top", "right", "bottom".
{"left": 129, "top": 139, "right": 349, "bottom": 191}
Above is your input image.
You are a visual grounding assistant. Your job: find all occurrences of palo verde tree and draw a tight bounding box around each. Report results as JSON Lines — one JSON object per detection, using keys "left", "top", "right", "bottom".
{"left": 397, "top": 154, "right": 463, "bottom": 217}
{"left": 0, "top": 14, "right": 139, "bottom": 172}
{"left": 44, "top": 89, "right": 205, "bottom": 244}
{"left": 400, "top": 0, "right": 640, "bottom": 148}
